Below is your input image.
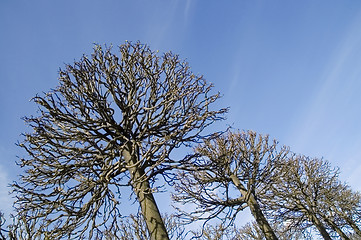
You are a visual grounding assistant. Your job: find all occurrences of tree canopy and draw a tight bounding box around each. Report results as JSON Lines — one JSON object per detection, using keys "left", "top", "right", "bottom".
{"left": 173, "top": 130, "right": 289, "bottom": 240}
{"left": 1, "top": 41, "right": 360, "bottom": 240}
{"left": 12, "top": 42, "right": 227, "bottom": 239}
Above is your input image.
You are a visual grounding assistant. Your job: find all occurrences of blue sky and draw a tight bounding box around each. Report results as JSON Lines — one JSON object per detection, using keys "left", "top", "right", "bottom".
{"left": 1, "top": 0, "right": 361, "bottom": 222}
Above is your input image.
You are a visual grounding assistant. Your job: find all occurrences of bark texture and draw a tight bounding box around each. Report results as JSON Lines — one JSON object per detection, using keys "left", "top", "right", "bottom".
{"left": 122, "top": 146, "right": 169, "bottom": 240}
{"left": 230, "top": 175, "right": 278, "bottom": 240}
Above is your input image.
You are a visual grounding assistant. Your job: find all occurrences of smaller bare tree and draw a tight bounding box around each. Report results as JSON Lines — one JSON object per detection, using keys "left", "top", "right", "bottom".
{"left": 235, "top": 221, "right": 312, "bottom": 240}
{"left": 264, "top": 155, "right": 358, "bottom": 240}
{"left": 189, "top": 223, "right": 236, "bottom": 240}
{"left": 173, "top": 130, "right": 289, "bottom": 240}
{"left": 102, "top": 213, "right": 187, "bottom": 240}
{"left": 0, "top": 209, "right": 46, "bottom": 240}
{"left": 325, "top": 186, "right": 361, "bottom": 237}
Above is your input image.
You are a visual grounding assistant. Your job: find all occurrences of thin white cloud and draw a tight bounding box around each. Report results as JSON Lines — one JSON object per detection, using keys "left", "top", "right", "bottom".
{"left": 338, "top": 145, "right": 361, "bottom": 191}
{"left": 346, "top": 165, "right": 361, "bottom": 192}
{"left": 144, "top": 0, "right": 195, "bottom": 50}
{"left": 287, "top": 8, "right": 361, "bottom": 154}
{"left": 183, "top": 0, "right": 194, "bottom": 26}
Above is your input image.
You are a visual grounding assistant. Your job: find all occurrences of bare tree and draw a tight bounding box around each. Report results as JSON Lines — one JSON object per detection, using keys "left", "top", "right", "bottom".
{"left": 0, "top": 209, "right": 45, "bottom": 240}
{"left": 264, "top": 155, "right": 359, "bottom": 240}
{"left": 13, "top": 42, "right": 227, "bottom": 239}
{"left": 103, "top": 213, "right": 187, "bottom": 240}
{"left": 315, "top": 182, "right": 359, "bottom": 240}
{"left": 0, "top": 211, "right": 9, "bottom": 240}
{"left": 173, "top": 130, "right": 289, "bottom": 240}
{"left": 189, "top": 223, "right": 237, "bottom": 240}
{"left": 234, "top": 221, "right": 309, "bottom": 240}
{"left": 1, "top": 211, "right": 187, "bottom": 240}
{"left": 235, "top": 221, "right": 266, "bottom": 240}
{"left": 325, "top": 186, "right": 361, "bottom": 237}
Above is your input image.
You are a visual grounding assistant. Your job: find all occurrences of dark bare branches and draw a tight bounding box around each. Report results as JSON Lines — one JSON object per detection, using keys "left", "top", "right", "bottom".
{"left": 234, "top": 221, "right": 310, "bottom": 240}
{"left": 101, "top": 213, "right": 187, "bottom": 240}
{"left": 264, "top": 155, "right": 361, "bottom": 239}
{"left": 14, "top": 42, "right": 227, "bottom": 239}
{"left": 173, "top": 130, "right": 289, "bottom": 240}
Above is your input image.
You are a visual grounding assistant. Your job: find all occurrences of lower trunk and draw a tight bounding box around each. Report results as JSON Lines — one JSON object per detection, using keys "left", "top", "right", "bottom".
{"left": 310, "top": 213, "right": 332, "bottom": 240}
{"left": 248, "top": 194, "right": 279, "bottom": 240}
{"left": 230, "top": 175, "right": 278, "bottom": 240}
{"left": 295, "top": 202, "right": 332, "bottom": 240}
{"left": 345, "top": 216, "right": 361, "bottom": 237}
{"left": 122, "top": 146, "right": 169, "bottom": 240}
{"left": 323, "top": 217, "right": 349, "bottom": 240}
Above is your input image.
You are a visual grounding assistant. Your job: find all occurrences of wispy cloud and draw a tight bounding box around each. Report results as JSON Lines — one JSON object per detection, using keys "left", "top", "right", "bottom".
{"left": 346, "top": 164, "right": 361, "bottom": 191}
{"left": 183, "top": 0, "right": 194, "bottom": 26}
{"left": 286, "top": 8, "right": 361, "bottom": 156}
{"left": 143, "top": 0, "right": 195, "bottom": 51}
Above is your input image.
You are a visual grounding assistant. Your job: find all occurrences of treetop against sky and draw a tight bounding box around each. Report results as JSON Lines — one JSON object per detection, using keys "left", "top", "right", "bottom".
{"left": 1, "top": 0, "right": 361, "bottom": 227}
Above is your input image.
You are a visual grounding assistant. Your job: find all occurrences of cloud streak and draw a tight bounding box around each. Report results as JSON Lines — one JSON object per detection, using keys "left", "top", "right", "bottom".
{"left": 287, "top": 8, "right": 361, "bottom": 157}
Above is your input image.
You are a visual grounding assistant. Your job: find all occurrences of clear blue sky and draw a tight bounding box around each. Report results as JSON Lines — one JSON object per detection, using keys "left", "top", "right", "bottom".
{"left": 1, "top": 0, "right": 361, "bottom": 220}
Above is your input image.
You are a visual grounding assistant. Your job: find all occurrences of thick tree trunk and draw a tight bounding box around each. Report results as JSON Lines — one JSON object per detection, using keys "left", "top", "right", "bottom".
{"left": 248, "top": 194, "right": 279, "bottom": 240}
{"left": 122, "top": 146, "right": 169, "bottom": 240}
{"left": 230, "top": 175, "right": 278, "bottom": 240}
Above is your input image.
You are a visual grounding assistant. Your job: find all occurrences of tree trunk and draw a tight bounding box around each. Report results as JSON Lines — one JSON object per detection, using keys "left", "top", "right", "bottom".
{"left": 309, "top": 213, "right": 332, "bottom": 240}
{"left": 295, "top": 202, "right": 332, "bottom": 240}
{"left": 344, "top": 216, "right": 361, "bottom": 237}
{"left": 322, "top": 216, "right": 349, "bottom": 240}
{"left": 248, "top": 194, "right": 279, "bottom": 240}
{"left": 122, "top": 145, "right": 169, "bottom": 240}
{"left": 230, "top": 175, "right": 278, "bottom": 240}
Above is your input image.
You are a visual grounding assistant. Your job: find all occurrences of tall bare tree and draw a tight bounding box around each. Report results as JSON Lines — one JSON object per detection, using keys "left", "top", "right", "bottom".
{"left": 13, "top": 42, "right": 227, "bottom": 239}
{"left": 173, "top": 130, "right": 289, "bottom": 240}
